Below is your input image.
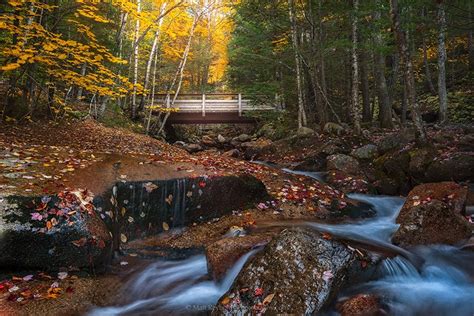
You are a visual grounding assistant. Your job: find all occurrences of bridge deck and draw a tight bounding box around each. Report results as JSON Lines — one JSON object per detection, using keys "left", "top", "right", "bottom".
{"left": 150, "top": 94, "right": 275, "bottom": 124}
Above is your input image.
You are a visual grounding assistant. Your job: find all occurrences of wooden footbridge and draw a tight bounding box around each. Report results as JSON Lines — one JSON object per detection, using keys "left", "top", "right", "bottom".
{"left": 152, "top": 94, "right": 277, "bottom": 124}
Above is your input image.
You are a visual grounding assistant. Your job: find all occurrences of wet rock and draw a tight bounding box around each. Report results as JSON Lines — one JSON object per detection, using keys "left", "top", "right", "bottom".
{"left": 206, "top": 234, "right": 273, "bottom": 280}
{"left": 425, "top": 153, "right": 474, "bottom": 183}
{"left": 327, "top": 154, "right": 360, "bottom": 175}
{"left": 213, "top": 229, "right": 361, "bottom": 315}
{"left": 0, "top": 191, "right": 112, "bottom": 271}
{"left": 297, "top": 127, "right": 316, "bottom": 137}
{"left": 217, "top": 134, "right": 227, "bottom": 143}
{"left": 99, "top": 175, "right": 270, "bottom": 243}
{"left": 184, "top": 143, "right": 203, "bottom": 153}
{"left": 351, "top": 144, "right": 378, "bottom": 160}
{"left": 236, "top": 134, "right": 251, "bottom": 142}
{"left": 392, "top": 182, "right": 472, "bottom": 247}
{"left": 223, "top": 149, "right": 240, "bottom": 158}
{"left": 337, "top": 294, "right": 383, "bottom": 316}
{"left": 327, "top": 170, "right": 372, "bottom": 194}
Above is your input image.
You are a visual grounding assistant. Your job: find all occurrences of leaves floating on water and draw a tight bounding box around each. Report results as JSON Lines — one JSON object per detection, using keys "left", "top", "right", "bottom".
{"left": 144, "top": 182, "right": 158, "bottom": 193}
{"left": 120, "top": 234, "right": 128, "bottom": 243}
{"left": 162, "top": 222, "right": 170, "bottom": 231}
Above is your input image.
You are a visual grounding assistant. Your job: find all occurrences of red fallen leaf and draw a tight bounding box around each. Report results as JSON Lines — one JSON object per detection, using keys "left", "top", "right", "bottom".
{"left": 7, "top": 294, "right": 18, "bottom": 302}
{"left": 198, "top": 181, "right": 206, "bottom": 188}
{"left": 254, "top": 287, "right": 264, "bottom": 296}
{"left": 360, "top": 260, "right": 368, "bottom": 269}
{"left": 72, "top": 237, "right": 87, "bottom": 247}
{"left": 322, "top": 233, "right": 332, "bottom": 240}
{"left": 66, "top": 286, "right": 74, "bottom": 293}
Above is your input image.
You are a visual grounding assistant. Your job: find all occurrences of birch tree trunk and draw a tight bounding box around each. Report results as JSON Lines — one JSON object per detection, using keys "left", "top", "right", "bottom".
{"left": 373, "top": 9, "right": 392, "bottom": 128}
{"left": 351, "top": 0, "right": 361, "bottom": 134}
{"left": 437, "top": 1, "right": 448, "bottom": 124}
{"left": 139, "top": 3, "right": 167, "bottom": 112}
{"left": 390, "top": 0, "right": 426, "bottom": 141}
{"left": 131, "top": 0, "right": 141, "bottom": 119}
{"left": 157, "top": 12, "right": 200, "bottom": 135}
{"left": 76, "top": 62, "right": 87, "bottom": 101}
{"left": 288, "top": 0, "right": 306, "bottom": 129}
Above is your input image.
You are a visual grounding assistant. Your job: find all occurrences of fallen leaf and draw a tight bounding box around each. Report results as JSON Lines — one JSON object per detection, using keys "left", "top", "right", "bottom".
{"left": 263, "top": 293, "right": 275, "bottom": 305}
{"left": 162, "top": 222, "right": 170, "bottom": 231}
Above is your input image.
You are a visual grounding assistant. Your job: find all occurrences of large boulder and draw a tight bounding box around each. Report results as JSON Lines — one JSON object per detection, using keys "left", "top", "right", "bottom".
{"left": 351, "top": 144, "right": 378, "bottom": 160}
{"left": 98, "top": 175, "right": 270, "bottom": 244}
{"left": 392, "top": 182, "right": 472, "bottom": 247}
{"left": 206, "top": 234, "right": 273, "bottom": 280}
{"left": 0, "top": 190, "right": 112, "bottom": 271}
{"left": 213, "top": 229, "right": 362, "bottom": 315}
{"left": 327, "top": 154, "right": 360, "bottom": 175}
{"left": 425, "top": 153, "right": 474, "bottom": 183}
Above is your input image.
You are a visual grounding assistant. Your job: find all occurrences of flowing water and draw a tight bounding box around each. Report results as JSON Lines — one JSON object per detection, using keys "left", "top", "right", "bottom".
{"left": 89, "top": 250, "right": 259, "bottom": 315}
{"left": 91, "top": 164, "right": 474, "bottom": 315}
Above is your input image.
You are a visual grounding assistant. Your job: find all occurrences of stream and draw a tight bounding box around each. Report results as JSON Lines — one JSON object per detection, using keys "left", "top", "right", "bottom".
{"left": 89, "top": 164, "right": 474, "bottom": 316}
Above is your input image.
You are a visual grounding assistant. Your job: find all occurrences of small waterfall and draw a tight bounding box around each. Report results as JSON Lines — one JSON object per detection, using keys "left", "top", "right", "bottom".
{"left": 381, "top": 257, "right": 420, "bottom": 280}
{"left": 88, "top": 249, "right": 259, "bottom": 315}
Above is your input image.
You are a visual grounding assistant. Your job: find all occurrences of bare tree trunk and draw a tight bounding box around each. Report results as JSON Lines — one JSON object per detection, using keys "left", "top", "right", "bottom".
{"left": 360, "top": 50, "right": 371, "bottom": 122}
{"left": 437, "top": 1, "right": 448, "bottom": 124}
{"left": 390, "top": 0, "right": 426, "bottom": 141}
{"left": 351, "top": 0, "right": 361, "bottom": 134}
{"left": 373, "top": 9, "right": 392, "bottom": 128}
{"left": 288, "top": 0, "right": 306, "bottom": 129}
{"left": 131, "top": 0, "right": 141, "bottom": 119}
{"left": 146, "top": 49, "right": 159, "bottom": 134}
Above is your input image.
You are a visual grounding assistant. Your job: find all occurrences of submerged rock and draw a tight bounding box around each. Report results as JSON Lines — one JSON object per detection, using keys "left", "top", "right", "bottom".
{"left": 213, "top": 229, "right": 362, "bottom": 315}
{"left": 392, "top": 182, "right": 472, "bottom": 247}
{"left": 0, "top": 191, "right": 112, "bottom": 271}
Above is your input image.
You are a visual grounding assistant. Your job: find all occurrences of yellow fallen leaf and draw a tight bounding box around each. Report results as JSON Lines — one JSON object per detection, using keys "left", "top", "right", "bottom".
{"left": 162, "top": 222, "right": 169, "bottom": 231}
{"left": 120, "top": 234, "right": 128, "bottom": 243}
{"left": 263, "top": 293, "right": 275, "bottom": 305}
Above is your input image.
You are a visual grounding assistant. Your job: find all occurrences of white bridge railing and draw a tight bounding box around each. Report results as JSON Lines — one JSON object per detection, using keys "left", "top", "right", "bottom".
{"left": 151, "top": 94, "right": 275, "bottom": 117}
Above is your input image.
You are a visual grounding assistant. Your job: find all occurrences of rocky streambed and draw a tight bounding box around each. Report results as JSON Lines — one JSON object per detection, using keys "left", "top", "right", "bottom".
{"left": 1, "top": 139, "right": 473, "bottom": 315}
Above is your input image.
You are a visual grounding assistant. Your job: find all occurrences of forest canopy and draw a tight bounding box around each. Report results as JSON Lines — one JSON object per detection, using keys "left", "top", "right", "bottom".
{"left": 0, "top": 0, "right": 473, "bottom": 138}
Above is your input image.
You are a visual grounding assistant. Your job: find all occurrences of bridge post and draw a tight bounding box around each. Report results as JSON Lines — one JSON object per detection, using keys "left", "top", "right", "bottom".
{"left": 202, "top": 94, "right": 206, "bottom": 117}
{"left": 238, "top": 93, "right": 242, "bottom": 116}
